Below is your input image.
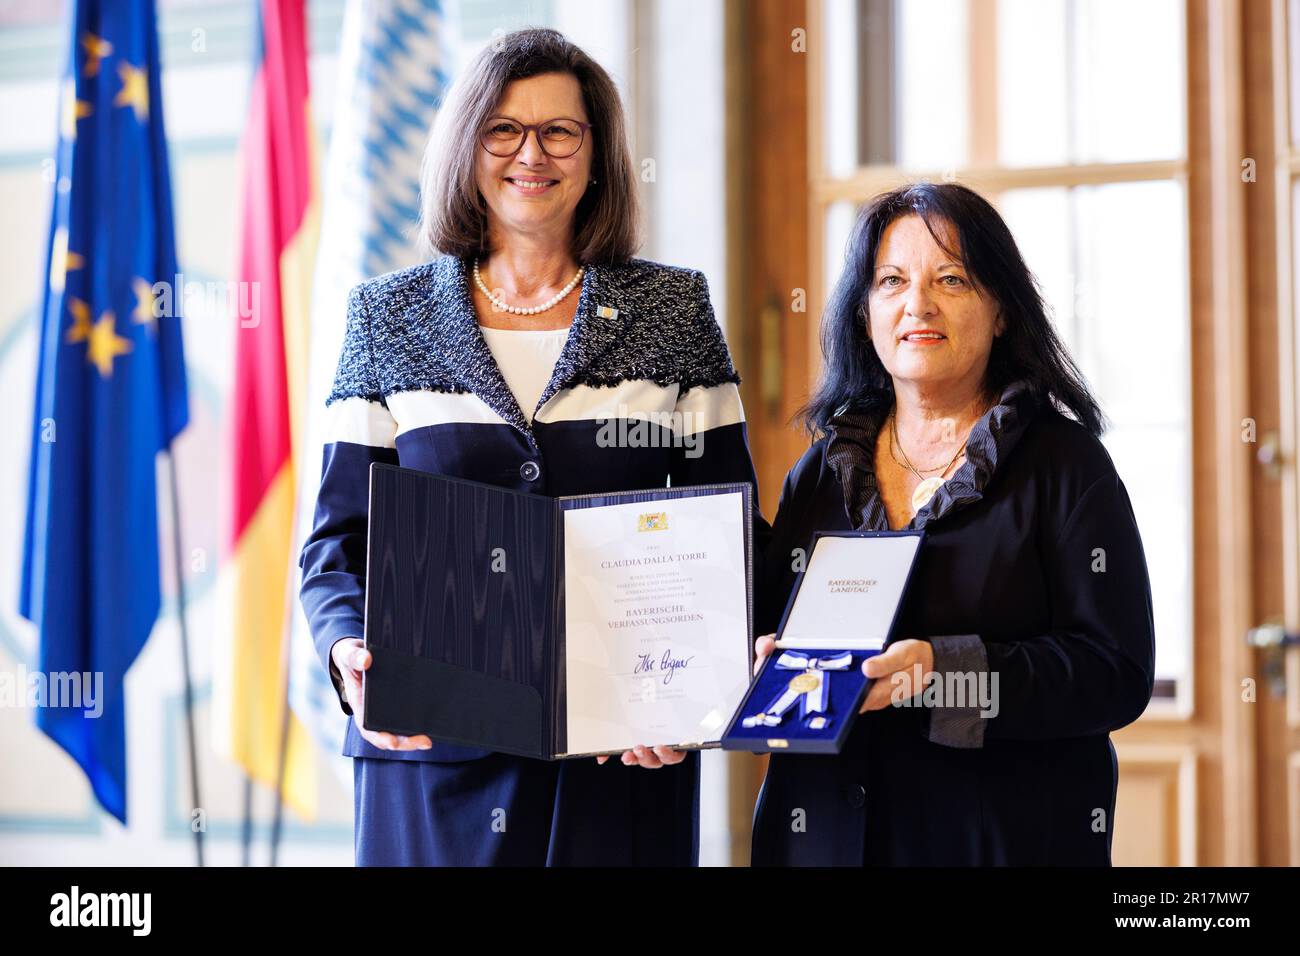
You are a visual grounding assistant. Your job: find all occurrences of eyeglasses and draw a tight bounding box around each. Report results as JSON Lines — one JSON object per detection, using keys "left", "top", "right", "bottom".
{"left": 479, "top": 116, "right": 592, "bottom": 159}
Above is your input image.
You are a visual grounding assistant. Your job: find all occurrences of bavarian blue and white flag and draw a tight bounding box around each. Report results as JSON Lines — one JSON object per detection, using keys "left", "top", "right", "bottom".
{"left": 287, "top": 0, "right": 455, "bottom": 779}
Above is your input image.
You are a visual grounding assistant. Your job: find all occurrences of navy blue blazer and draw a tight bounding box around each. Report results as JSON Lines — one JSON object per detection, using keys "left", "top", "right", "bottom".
{"left": 298, "top": 254, "right": 764, "bottom": 764}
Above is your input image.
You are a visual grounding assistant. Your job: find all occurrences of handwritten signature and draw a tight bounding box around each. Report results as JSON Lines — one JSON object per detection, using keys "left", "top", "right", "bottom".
{"left": 633, "top": 649, "right": 696, "bottom": 685}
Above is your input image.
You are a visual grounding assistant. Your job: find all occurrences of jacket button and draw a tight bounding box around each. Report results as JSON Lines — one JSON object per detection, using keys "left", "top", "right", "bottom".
{"left": 846, "top": 784, "right": 866, "bottom": 809}
{"left": 520, "top": 460, "right": 541, "bottom": 481}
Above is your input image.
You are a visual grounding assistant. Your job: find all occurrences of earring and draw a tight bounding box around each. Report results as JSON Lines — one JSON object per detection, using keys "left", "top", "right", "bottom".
{"left": 590, "top": 177, "right": 598, "bottom": 185}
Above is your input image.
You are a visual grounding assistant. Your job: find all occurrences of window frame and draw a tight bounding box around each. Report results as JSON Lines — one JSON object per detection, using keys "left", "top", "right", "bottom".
{"left": 804, "top": 0, "right": 1193, "bottom": 712}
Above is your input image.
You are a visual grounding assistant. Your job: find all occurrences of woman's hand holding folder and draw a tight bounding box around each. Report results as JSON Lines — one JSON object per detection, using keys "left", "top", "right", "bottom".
{"left": 331, "top": 638, "right": 434, "bottom": 751}
{"left": 596, "top": 745, "right": 688, "bottom": 769}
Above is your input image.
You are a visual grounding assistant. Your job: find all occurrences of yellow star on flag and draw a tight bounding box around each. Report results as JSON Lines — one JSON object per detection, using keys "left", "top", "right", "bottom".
{"left": 132, "top": 277, "right": 159, "bottom": 333}
{"left": 49, "top": 227, "right": 84, "bottom": 294}
{"left": 65, "top": 297, "right": 93, "bottom": 344}
{"left": 60, "top": 77, "right": 93, "bottom": 141}
{"left": 114, "top": 62, "right": 148, "bottom": 122}
{"left": 80, "top": 32, "right": 113, "bottom": 78}
{"left": 85, "top": 310, "right": 133, "bottom": 378}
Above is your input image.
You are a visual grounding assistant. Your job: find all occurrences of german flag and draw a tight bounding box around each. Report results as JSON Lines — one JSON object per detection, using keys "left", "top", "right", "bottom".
{"left": 212, "top": 0, "right": 319, "bottom": 820}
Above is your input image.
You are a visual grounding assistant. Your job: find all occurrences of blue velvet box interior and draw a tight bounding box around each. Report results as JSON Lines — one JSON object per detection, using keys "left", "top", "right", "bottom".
{"left": 721, "top": 530, "right": 924, "bottom": 755}
{"left": 721, "top": 648, "right": 881, "bottom": 754}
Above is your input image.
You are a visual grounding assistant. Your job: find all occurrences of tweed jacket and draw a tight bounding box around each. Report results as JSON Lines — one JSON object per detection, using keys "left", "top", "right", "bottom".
{"left": 298, "top": 253, "right": 764, "bottom": 762}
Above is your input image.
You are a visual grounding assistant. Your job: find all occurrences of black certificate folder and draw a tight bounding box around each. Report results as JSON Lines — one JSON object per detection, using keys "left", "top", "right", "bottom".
{"left": 362, "top": 463, "right": 754, "bottom": 760}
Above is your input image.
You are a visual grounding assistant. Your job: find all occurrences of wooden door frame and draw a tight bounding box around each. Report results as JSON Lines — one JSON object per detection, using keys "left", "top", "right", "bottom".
{"left": 1184, "top": 0, "right": 1256, "bottom": 867}
{"left": 729, "top": 0, "right": 814, "bottom": 528}
{"left": 725, "top": 0, "right": 814, "bottom": 866}
{"left": 1262, "top": 0, "right": 1300, "bottom": 867}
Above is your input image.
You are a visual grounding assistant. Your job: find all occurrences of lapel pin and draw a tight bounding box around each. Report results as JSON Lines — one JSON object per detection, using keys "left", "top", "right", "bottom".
{"left": 596, "top": 305, "right": 619, "bottom": 320}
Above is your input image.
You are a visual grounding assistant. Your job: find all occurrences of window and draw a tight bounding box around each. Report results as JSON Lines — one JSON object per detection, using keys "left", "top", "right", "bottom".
{"left": 811, "top": 0, "right": 1190, "bottom": 701}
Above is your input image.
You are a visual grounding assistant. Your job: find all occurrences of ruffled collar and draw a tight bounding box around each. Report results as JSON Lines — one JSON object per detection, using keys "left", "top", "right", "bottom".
{"left": 824, "top": 380, "right": 1039, "bottom": 531}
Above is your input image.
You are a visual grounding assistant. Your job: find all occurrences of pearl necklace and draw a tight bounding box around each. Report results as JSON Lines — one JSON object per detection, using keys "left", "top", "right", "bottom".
{"left": 473, "top": 258, "right": 584, "bottom": 316}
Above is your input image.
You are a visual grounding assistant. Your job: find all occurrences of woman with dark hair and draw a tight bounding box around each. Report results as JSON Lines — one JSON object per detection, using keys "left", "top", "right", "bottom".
{"left": 750, "top": 182, "right": 1155, "bottom": 865}
{"left": 298, "top": 28, "right": 761, "bottom": 865}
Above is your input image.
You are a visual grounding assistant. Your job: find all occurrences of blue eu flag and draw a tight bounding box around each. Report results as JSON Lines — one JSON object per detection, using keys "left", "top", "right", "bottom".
{"left": 19, "top": 0, "right": 189, "bottom": 824}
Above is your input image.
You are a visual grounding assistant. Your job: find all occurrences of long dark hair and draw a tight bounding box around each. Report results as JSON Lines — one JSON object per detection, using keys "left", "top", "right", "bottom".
{"left": 800, "top": 182, "right": 1104, "bottom": 437}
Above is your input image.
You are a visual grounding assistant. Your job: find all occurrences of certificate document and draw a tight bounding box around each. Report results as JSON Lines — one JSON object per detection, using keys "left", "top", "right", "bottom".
{"left": 562, "top": 491, "right": 751, "bottom": 755}
{"left": 363, "top": 464, "right": 754, "bottom": 760}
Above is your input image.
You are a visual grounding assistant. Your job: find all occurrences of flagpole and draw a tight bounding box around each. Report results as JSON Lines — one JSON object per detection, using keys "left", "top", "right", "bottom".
{"left": 270, "top": 667, "right": 291, "bottom": 867}
{"left": 165, "top": 449, "right": 204, "bottom": 867}
{"left": 241, "top": 776, "right": 254, "bottom": 866}
{"left": 269, "top": 553, "right": 300, "bottom": 867}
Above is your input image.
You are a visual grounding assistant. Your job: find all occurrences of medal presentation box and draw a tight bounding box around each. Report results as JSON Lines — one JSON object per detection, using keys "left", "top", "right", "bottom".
{"left": 721, "top": 530, "right": 924, "bottom": 755}
{"left": 361, "top": 463, "right": 754, "bottom": 759}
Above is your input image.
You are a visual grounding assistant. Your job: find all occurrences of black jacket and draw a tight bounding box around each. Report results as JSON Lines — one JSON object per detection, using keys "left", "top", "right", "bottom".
{"left": 751, "top": 382, "right": 1155, "bottom": 865}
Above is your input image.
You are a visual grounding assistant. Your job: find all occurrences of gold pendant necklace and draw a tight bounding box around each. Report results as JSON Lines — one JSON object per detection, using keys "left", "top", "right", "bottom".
{"left": 890, "top": 411, "right": 967, "bottom": 512}
{"left": 910, "top": 476, "right": 947, "bottom": 512}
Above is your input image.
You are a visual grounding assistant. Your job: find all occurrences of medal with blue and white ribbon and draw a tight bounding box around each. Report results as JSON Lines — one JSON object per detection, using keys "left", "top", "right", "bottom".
{"left": 742, "top": 651, "right": 853, "bottom": 731}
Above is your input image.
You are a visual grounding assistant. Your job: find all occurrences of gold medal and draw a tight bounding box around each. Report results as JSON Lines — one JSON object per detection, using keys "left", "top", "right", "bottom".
{"left": 789, "top": 671, "right": 821, "bottom": 694}
{"left": 911, "top": 476, "right": 944, "bottom": 511}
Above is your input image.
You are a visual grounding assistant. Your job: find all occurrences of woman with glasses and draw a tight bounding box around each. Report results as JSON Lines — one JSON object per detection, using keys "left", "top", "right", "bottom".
{"left": 298, "top": 28, "right": 764, "bottom": 866}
